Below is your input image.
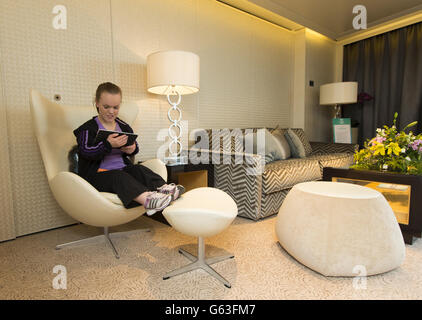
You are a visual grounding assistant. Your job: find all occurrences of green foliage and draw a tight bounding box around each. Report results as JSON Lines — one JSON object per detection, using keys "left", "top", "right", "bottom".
{"left": 351, "top": 113, "right": 422, "bottom": 175}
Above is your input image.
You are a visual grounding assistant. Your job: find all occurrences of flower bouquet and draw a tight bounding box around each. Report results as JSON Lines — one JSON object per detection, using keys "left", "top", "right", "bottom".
{"left": 352, "top": 113, "right": 422, "bottom": 175}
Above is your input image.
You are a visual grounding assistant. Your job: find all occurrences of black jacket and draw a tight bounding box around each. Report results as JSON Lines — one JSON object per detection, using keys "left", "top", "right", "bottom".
{"left": 73, "top": 117, "right": 139, "bottom": 181}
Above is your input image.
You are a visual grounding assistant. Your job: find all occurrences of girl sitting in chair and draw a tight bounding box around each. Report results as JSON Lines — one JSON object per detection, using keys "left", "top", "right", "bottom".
{"left": 74, "top": 82, "right": 184, "bottom": 215}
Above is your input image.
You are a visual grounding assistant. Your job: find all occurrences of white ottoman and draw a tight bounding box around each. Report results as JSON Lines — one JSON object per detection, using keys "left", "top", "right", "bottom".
{"left": 162, "top": 187, "right": 237, "bottom": 287}
{"left": 276, "top": 181, "right": 405, "bottom": 276}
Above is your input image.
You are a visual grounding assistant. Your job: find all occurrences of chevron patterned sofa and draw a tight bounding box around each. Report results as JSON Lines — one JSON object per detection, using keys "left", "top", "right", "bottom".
{"left": 192, "top": 128, "right": 358, "bottom": 220}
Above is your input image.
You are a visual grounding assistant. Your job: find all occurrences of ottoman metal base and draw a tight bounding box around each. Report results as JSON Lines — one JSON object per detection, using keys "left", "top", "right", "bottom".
{"left": 163, "top": 236, "right": 234, "bottom": 288}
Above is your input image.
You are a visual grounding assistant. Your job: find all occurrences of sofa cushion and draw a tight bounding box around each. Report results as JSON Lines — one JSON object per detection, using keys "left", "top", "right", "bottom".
{"left": 263, "top": 158, "right": 321, "bottom": 194}
{"left": 196, "top": 127, "right": 312, "bottom": 156}
{"left": 269, "top": 128, "right": 291, "bottom": 159}
{"left": 244, "top": 129, "right": 286, "bottom": 163}
{"left": 307, "top": 153, "right": 354, "bottom": 174}
{"left": 292, "top": 128, "right": 313, "bottom": 156}
{"left": 310, "top": 141, "right": 358, "bottom": 155}
{"left": 285, "top": 129, "right": 307, "bottom": 158}
{"left": 198, "top": 128, "right": 259, "bottom": 153}
{"left": 271, "top": 128, "right": 312, "bottom": 157}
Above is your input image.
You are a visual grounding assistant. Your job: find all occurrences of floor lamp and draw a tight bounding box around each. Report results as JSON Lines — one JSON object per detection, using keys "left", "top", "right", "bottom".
{"left": 147, "top": 50, "right": 200, "bottom": 165}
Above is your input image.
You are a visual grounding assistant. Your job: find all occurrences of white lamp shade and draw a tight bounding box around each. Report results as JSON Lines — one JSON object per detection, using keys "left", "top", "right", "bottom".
{"left": 147, "top": 50, "right": 200, "bottom": 95}
{"left": 320, "top": 82, "right": 358, "bottom": 105}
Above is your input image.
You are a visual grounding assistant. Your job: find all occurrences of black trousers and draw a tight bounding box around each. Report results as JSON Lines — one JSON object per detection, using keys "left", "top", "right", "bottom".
{"left": 88, "top": 164, "right": 167, "bottom": 208}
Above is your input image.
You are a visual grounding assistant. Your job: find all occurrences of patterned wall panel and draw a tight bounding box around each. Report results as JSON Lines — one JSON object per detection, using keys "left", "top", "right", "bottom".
{"left": 0, "top": 0, "right": 114, "bottom": 236}
{"left": 111, "top": 0, "right": 293, "bottom": 161}
{"left": 110, "top": 0, "right": 199, "bottom": 161}
{"left": 196, "top": 0, "right": 293, "bottom": 130}
{"left": 0, "top": 50, "right": 15, "bottom": 242}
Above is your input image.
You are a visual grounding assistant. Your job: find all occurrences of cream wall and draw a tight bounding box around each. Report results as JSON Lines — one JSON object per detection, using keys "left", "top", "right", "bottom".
{"left": 0, "top": 50, "right": 15, "bottom": 242}
{"left": 291, "top": 29, "right": 306, "bottom": 129}
{"left": 0, "top": 0, "right": 294, "bottom": 238}
{"left": 292, "top": 29, "right": 338, "bottom": 142}
{"left": 304, "top": 30, "right": 338, "bottom": 142}
{"left": 292, "top": 28, "right": 341, "bottom": 142}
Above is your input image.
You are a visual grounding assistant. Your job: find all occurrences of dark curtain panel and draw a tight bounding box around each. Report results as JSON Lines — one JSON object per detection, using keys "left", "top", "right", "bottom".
{"left": 343, "top": 22, "right": 422, "bottom": 147}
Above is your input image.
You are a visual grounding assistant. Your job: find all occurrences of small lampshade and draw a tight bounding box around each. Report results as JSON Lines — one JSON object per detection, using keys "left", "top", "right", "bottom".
{"left": 147, "top": 50, "right": 200, "bottom": 95}
{"left": 320, "top": 82, "right": 358, "bottom": 105}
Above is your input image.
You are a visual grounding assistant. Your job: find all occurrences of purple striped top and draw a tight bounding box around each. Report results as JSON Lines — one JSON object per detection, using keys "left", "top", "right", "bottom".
{"left": 95, "top": 117, "right": 126, "bottom": 171}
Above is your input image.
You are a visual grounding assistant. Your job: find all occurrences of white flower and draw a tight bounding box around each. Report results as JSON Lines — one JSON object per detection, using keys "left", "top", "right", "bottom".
{"left": 382, "top": 164, "right": 388, "bottom": 170}
{"left": 376, "top": 128, "right": 381, "bottom": 133}
{"left": 401, "top": 148, "right": 406, "bottom": 153}
{"left": 406, "top": 156, "right": 411, "bottom": 161}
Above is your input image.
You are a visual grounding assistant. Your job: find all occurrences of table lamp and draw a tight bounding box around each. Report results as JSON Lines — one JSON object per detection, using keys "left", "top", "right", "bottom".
{"left": 320, "top": 82, "right": 358, "bottom": 118}
{"left": 147, "top": 50, "right": 200, "bottom": 165}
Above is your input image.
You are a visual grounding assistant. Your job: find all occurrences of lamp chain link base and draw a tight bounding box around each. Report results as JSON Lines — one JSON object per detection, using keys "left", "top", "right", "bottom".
{"left": 165, "top": 91, "right": 188, "bottom": 165}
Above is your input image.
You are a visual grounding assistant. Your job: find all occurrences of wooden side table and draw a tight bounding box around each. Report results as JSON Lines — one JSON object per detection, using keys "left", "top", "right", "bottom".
{"left": 166, "top": 162, "right": 214, "bottom": 190}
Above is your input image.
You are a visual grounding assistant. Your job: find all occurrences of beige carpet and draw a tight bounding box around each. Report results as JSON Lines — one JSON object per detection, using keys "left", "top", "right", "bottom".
{"left": 1, "top": 215, "right": 422, "bottom": 300}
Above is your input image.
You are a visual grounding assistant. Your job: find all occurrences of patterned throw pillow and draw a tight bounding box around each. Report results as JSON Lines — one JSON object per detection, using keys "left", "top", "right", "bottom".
{"left": 269, "top": 127, "right": 291, "bottom": 159}
{"left": 264, "top": 152, "right": 275, "bottom": 164}
{"left": 244, "top": 129, "right": 285, "bottom": 163}
{"left": 291, "top": 128, "right": 313, "bottom": 156}
{"left": 284, "top": 128, "right": 306, "bottom": 158}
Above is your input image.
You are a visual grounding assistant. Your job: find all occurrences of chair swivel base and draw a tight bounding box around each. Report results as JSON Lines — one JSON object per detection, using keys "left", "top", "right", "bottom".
{"left": 55, "top": 227, "right": 150, "bottom": 259}
{"left": 163, "top": 236, "right": 234, "bottom": 288}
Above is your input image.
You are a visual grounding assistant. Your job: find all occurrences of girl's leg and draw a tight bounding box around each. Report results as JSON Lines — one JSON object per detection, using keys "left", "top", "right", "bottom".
{"left": 89, "top": 170, "right": 148, "bottom": 208}
{"left": 89, "top": 170, "right": 160, "bottom": 208}
{"left": 123, "top": 164, "right": 167, "bottom": 190}
{"left": 134, "top": 191, "right": 154, "bottom": 206}
{"left": 124, "top": 164, "right": 185, "bottom": 200}
{"left": 89, "top": 171, "right": 171, "bottom": 213}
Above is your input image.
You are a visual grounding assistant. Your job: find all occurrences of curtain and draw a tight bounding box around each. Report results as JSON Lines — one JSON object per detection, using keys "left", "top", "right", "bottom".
{"left": 343, "top": 22, "right": 422, "bottom": 147}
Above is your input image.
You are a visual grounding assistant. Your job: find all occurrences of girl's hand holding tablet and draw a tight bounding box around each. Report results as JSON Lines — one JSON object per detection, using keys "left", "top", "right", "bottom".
{"left": 120, "top": 143, "right": 136, "bottom": 154}
{"left": 107, "top": 133, "right": 128, "bottom": 148}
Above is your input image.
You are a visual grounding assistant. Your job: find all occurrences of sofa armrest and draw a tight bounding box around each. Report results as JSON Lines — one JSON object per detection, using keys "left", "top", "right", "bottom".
{"left": 310, "top": 141, "right": 359, "bottom": 155}
{"left": 189, "top": 148, "right": 264, "bottom": 220}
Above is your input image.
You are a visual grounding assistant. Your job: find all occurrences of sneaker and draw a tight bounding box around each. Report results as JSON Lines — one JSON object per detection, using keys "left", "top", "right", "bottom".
{"left": 157, "top": 183, "right": 185, "bottom": 201}
{"left": 144, "top": 192, "right": 172, "bottom": 216}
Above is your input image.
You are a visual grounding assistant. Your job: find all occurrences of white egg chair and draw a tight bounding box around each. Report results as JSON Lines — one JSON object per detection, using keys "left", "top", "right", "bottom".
{"left": 30, "top": 89, "right": 167, "bottom": 258}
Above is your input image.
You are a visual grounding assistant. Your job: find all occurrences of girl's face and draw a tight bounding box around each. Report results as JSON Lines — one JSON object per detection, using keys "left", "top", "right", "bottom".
{"left": 96, "top": 92, "right": 121, "bottom": 124}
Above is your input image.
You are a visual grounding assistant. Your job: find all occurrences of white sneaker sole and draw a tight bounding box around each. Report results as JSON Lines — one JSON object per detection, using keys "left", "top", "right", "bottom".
{"left": 145, "top": 196, "right": 172, "bottom": 216}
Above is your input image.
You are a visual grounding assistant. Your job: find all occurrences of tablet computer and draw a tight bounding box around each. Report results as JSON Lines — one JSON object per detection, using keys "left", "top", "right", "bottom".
{"left": 94, "top": 129, "right": 138, "bottom": 147}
